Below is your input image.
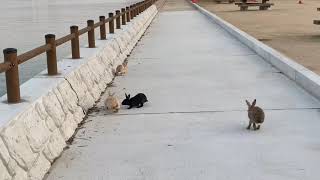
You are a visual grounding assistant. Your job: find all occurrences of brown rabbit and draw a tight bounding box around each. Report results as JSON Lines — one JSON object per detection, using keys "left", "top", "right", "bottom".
{"left": 246, "top": 99, "right": 265, "bottom": 130}
{"left": 122, "top": 61, "right": 128, "bottom": 74}
{"left": 116, "top": 64, "right": 126, "bottom": 76}
{"left": 105, "top": 92, "right": 120, "bottom": 113}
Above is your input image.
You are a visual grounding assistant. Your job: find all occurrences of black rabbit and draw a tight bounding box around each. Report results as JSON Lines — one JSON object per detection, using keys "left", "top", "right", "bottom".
{"left": 122, "top": 93, "right": 148, "bottom": 109}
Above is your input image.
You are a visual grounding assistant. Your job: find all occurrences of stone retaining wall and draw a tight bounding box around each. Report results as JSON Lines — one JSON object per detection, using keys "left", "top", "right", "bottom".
{"left": 0, "top": 5, "right": 158, "bottom": 180}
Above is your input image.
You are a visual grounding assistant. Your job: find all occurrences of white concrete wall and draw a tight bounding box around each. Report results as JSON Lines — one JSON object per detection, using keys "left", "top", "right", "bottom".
{"left": 190, "top": 2, "right": 320, "bottom": 102}
{"left": 0, "top": 5, "right": 158, "bottom": 180}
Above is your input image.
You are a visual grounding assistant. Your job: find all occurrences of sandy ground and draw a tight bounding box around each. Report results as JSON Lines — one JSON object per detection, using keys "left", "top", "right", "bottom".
{"left": 197, "top": 0, "right": 320, "bottom": 74}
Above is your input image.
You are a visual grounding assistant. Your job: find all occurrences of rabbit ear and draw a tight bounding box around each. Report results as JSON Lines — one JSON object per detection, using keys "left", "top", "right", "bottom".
{"left": 125, "top": 93, "right": 128, "bottom": 98}
{"left": 128, "top": 94, "right": 130, "bottom": 99}
{"left": 245, "top": 100, "right": 251, "bottom": 107}
{"left": 251, "top": 99, "right": 256, "bottom": 107}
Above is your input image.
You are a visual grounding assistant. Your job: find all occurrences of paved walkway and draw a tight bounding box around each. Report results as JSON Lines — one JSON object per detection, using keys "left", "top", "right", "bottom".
{"left": 45, "top": 0, "right": 320, "bottom": 180}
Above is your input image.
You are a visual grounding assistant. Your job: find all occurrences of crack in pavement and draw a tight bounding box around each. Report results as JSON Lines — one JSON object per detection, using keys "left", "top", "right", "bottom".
{"left": 97, "top": 107, "right": 320, "bottom": 117}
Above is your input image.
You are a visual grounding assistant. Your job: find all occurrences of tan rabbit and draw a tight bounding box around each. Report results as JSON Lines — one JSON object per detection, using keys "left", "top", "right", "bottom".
{"left": 122, "top": 61, "right": 128, "bottom": 74}
{"left": 245, "top": 99, "right": 265, "bottom": 130}
{"left": 116, "top": 64, "right": 125, "bottom": 76}
{"left": 105, "top": 92, "right": 120, "bottom": 113}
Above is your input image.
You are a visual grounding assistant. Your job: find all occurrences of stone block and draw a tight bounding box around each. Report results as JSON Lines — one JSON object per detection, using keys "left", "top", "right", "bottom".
{"left": 1, "top": 118, "right": 39, "bottom": 170}
{"left": 43, "top": 129, "right": 66, "bottom": 163}
{"left": 42, "top": 91, "right": 65, "bottom": 128}
{"left": 28, "top": 154, "right": 51, "bottom": 180}
{"left": 0, "top": 159, "right": 11, "bottom": 180}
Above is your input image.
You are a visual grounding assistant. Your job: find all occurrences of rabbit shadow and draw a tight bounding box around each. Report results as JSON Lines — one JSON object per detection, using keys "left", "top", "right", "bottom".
{"left": 119, "top": 103, "right": 150, "bottom": 111}
{"left": 212, "top": 121, "right": 265, "bottom": 137}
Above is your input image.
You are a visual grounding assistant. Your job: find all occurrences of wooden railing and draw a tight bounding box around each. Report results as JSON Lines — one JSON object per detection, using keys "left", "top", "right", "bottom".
{"left": 0, "top": 0, "right": 157, "bottom": 103}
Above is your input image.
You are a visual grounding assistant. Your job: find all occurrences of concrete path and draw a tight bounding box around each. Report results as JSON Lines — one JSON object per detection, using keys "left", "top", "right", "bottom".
{"left": 45, "top": 0, "right": 320, "bottom": 179}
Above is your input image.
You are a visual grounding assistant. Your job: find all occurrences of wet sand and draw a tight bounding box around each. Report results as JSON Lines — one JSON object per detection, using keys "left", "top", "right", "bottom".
{"left": 198, "top": 0, "right": 320, "bottom": 74}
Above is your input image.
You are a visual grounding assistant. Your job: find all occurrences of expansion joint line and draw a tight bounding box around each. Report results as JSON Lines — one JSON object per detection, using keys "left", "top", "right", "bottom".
{"left": 108, "top": 107, "right": 320, "bottom": 116}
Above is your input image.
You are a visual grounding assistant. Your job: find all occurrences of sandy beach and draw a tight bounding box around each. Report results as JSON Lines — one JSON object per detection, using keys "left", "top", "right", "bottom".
{"left": 198, "top": 0, "right": 320, "bottom": 74}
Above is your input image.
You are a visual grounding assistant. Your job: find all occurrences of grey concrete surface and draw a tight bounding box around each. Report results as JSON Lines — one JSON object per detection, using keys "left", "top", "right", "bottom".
{"left": 45, "top": 0, "right": 320, "bottom": 180}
